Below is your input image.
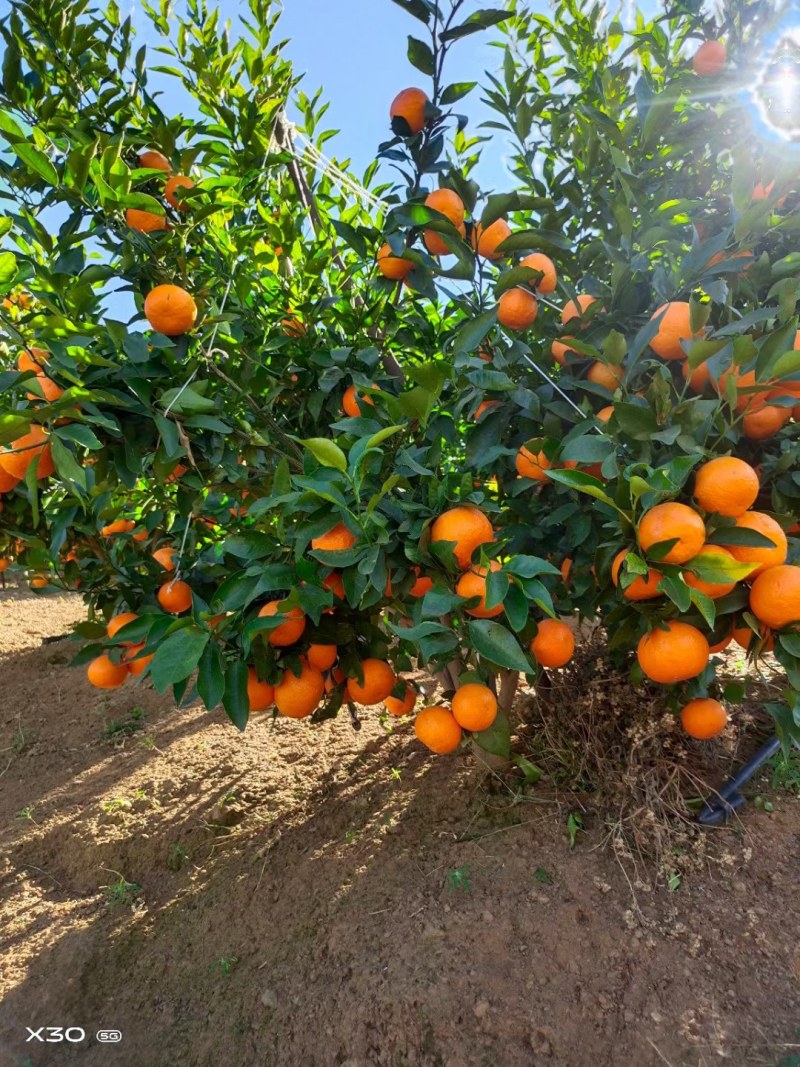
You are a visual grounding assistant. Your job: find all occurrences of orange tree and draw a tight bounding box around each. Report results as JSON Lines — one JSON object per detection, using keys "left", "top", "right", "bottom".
{"left": 1, "top": 0, "right": 800, "bottom": 760}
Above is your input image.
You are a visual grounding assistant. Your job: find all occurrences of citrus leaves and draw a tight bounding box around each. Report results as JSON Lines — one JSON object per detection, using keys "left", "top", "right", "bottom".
{"left": 468, "top": 620, "right": 533, "bottom": 674}
{"left": 300, "top": 437, "right": 347, "bottom": 473}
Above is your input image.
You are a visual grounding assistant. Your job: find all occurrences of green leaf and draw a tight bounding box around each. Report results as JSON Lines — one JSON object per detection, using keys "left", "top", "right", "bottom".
{"left": 440, "top": 81, "right": 476, "bottom": 105}
{"left": 197, "top": 641, "right": 225, "bottom": 709}
{"left": 440, "top": 8, "right": 510, "bottom": 41}
{"left": 0, "top": 251, "right": 17, "bottom": 285}
{"left": 778, "top": 633, "right": 800, "bottom": 657}
{"left": 407, "top": 35, "right": 435, "bottom": 75}
{"left": 453, "top": 308, "right": 496, "bottom": 354}
{"left": 365, "top": 424, "right": 405, "bottom": 450}
{"left": 468, "top": 620, "right": 533, "bottom": 673}
{"left": 390, "top": 0, "right": 431, "bottom": 24}
{"left": 50, "top": 436, "right": 86, "bottom": 490}
{"left": 707, "top": 526, "right": 779, "bottom": 548}
{"left": 545, "top": 469, "right": 619, "bottom": 508}
{"left": 299, "top": 437, "right": 347, "bottom": 472}
{"left": 0, "top": 414, "right": 31, "bottom": 446}
{"left": 150, "top": 626, "right": 209, "bottom": 692}
{"left": 223, "top": 659, "right": 250, "bottom": 731}
{"left": 473, "top": 709, "right": 511, "bottom": 758}
{"left": 15, "top": 143, "right": 59, "bottom": 186}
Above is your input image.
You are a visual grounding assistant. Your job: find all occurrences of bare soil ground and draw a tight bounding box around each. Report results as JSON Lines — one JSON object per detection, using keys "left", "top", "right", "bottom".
{"left": 0, "top": 584, "right": 798, "bottom": 1067}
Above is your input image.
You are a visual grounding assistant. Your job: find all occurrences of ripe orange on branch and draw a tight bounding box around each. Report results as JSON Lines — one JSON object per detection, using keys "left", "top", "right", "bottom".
{"left": 424, "top": 188, "right": 465, "bottom": 225}
{"left": 347, "top": 659, "right": 396, "bottom": 705}
{"left": 306, "top": 644, "right": 337, "bottom": 671}
{"left": 430, "top": 506, "right": 494, "bottom": 570}
{"left": 247, "top": 668, "right": 274, "bottom": 712}
{"left": 414, "top": 706, "right": 462, "bottom": 754}
{"left": 693, "top": 456, "right": 759, "bottom": 517}
{"left": 611, "top": 549, "right": 662, "bottom": 601}
{"left": 519, "top": 252, "right": 557, "bottom": 294}
{"left": 530, "top": 618, "right": 575, "bottom": 668}
{"left": 728, "top": 511, "right": 787, "bottom": 577}
{"left": 126, "top": 208, "right": 168, "bottom": 233}
{"left": 451, "top": 684, "right": 497, "bottom": 732}
{"left": 649, "top": 302, "right": 703, "bottom": 361}
{"left": 342, "top": 384, "right": 375, "bottom": 417}
{"left": 164, "top": 174, "right": 195, "bottom": 209}
{"left": 683, "top": 545, "right": 738, "bottom": 599}
{"left": 680, "top": 698, "right": 728, "bottom": 739}
{"left": 515, "top": 444, "right": 550, "bottom": 482}
{"left": 258, "top": 600, "right": 306, "bottom": 647}
{"left": 144, "top": 284, "right": 197, "bottom": 335}
{"left": 472, "top": 217, "right": 511, "bottom": 260}
{"left": 749, "top": 565, "right": 800, "bottom": 630}
{"left": 312, "top": 522, "right": 357, "bottom": 552}
{"left": 497, "top": 288, "right": 538, "bottom": 330}
{"left": 107, "top": 612, "right": 139, "bottom": 643}
{"left": 456, "top": 561, "right": 504, "bottom": 618}
{"left": 561, "top": 294, "right": 599, "bottom": 326}
{"left": 138, "top": 149, "right": 171, "bottom": 171}
{"left": 637, "top": 621, "right": 710, "bottom": 683}
{"left": 692, "top": 39, "right": 726, "bottom": 76}
{"left": 157, "top": 579, "right": 193, "bottom": 614}
{"left": 87, "top": 654, "right": 129, "bottom": 690}
{"left": 385, "top": 684, "right": 417, "bottom": 717}
{"left": 377, "top": 242, "right": 413, "bottom": 280}
{"left": 638, "top": 502, "right": 705, "bottom": 564}
{"left": 0, "top": 425, "right": 54, "bottom": 481}
{"left": 102, "top": 518, "right": 135, "bottom": 536}
{"left": 390, "top": 87, "right": 429, "bottom": 135}
{"left": 274, "top": 661, "right": 325, "bottom": 718}
{"left": 586, "top": 361, "right": 622, "bottom": 391}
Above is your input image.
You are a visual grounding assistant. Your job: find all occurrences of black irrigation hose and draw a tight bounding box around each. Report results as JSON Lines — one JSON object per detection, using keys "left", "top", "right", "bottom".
{"left": 697, "top": 734, "right": 784, "bottom": 826}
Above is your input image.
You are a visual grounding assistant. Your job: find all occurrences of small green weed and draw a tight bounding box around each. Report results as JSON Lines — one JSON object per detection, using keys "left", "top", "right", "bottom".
{"left": 446, "top": 865, "right": 472, "bottom": 892}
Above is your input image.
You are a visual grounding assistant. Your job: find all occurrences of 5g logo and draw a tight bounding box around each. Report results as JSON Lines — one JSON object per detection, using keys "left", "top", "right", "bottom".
{"left": 26, "top": 1027, "right": 86, "bottom": 1043}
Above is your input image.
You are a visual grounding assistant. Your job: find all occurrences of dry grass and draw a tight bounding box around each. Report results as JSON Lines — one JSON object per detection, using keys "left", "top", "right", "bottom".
{"left": 513, "top": 629, "right": 782, "bottom": 883}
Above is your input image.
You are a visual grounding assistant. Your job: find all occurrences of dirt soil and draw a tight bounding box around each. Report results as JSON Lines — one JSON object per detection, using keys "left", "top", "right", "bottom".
{"left": 0, "top": 584, "right": 798, "bottom": 1067}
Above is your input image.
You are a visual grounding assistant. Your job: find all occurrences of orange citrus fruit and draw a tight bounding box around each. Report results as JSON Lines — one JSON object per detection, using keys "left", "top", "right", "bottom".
{"left": 456, "top": 561, "right": 504, "bottom": 618}
{"left": 638, "top": 502, "right": 706, "bottom": 564}
{"left": 312, "top": 522, "right": 357, "bottom": 552}
{"left": 497, "top": 288, "right": 538, "bottom": 330}
{"left": 164, "top": 174, "right": 195, "bottom": 209}
{"left": 390, "top": 87, "right": 428, "bottom": 135}
{"left": 258, "top": 601, "right": 306, "bottom": 647}
{"left": 144, "top": 284, "right": 197, "bottom": 335}
{"left": 649, "top": 302, "right": 703, "bottom": 361}
{"left": 637, "top": 621, "right": 709, "bottom": 683}
{"left": 561, "top": 294, "right": 598, "bottom": 326}
{"left": 693, "top": 456, "right": 759, "bottom": 517}
{"left": 515, "top": 445, "right": 550, "bottom": 482}
{"left": 680, "top": 698, "right": 728, "bottom": 739}
{"left": 377, "top": 242, "right": 413, "bottom": 280}
{"left": 414, "top": 706, "right": 462, "bottom": 753}
{"left": 247, "top": 668, "right": 275, "bottom": 712}
{"left": 306, "top": 643, "right": 337, "bottom": 671}
{"left": 385, "top": 684, "right": 417, "bottom": 716}
{"left": 472, "top": 218, "right": 511, "bottom": 260}
{"left": 611, "top": 549, "right": 662, "bottom": 600}
{"left": 157, "top": 579, "right": 192, "bottom": 614}
{"left": 728, "top": 512, "right": 787, "bottom": 577}
{"left": 347, "top": 659, "right": 396, "bottom": 705}
{"left": 530, "top": 618, "right": 575, "bottom": 668}
{"left": 451, "top": 683, "right": 497, "bottom": 732}
{"left": 107, "top": 612, "right": 139, "bottom": 643}
{"left": 692, "top": 40, "right": 726, "bottom": 76}
{"left": 430, "top": 506, "right": 494, "bottom": 570}
{"left": 87, "top": 654, "right": 129, "bottom": 689}
{"left": 749, "top": 564, "right": 800, "bottom": 630}
{"left": 519, "top": 252, "right": 557, "bottom": 294}
{"left": 274, "top": 661, "right": 325, "bottom": 718}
